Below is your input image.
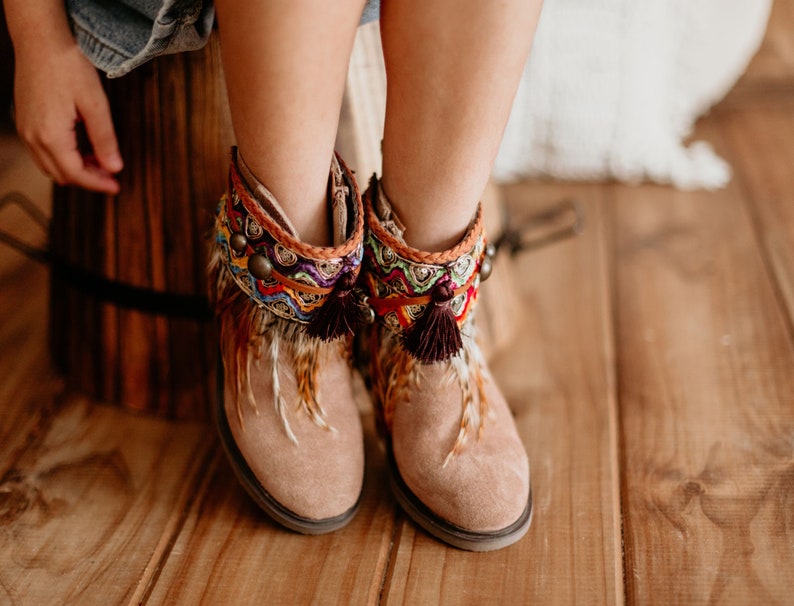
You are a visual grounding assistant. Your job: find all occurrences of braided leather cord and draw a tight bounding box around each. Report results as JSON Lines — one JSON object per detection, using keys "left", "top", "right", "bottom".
{"left": 215, "top": 153, "right": 364, "bottom": 324}
{"left": 362, "top": 185, "right": 487, "bottom": 334}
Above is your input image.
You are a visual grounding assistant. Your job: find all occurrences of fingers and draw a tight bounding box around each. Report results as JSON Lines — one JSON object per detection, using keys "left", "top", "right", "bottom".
{"left": 13, "top": 45, "right": 124, "bottom": 194}
{"left": 29, "top": 128, "right": 121, "bottom": 194}
{"left": 57, "top": 147, "right": 122, "bottom": 194}
{"left": 78, "top": 91, "right": 124, "bottom": 175}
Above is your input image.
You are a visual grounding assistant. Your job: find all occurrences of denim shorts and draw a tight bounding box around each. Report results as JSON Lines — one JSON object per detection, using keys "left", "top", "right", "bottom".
{"left": 67, "top": 0, "right": 381, "bottom": 78}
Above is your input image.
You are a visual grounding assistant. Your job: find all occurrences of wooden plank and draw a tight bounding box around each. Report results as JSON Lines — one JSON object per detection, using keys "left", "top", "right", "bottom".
{"left": 0, "top": 136, "right": 59, "bottom": 468}
{"left": 716, "top": 96, "right": 794, "bottom": 328}
{"left": 382, "top": 187, "right": 622, "bottom": 605}
{"left": 0, "top": 393, "right": 213, "bottom": 605}
{"left": 146, "top": 404, "right": 396, "bottom": 606}
{"left": 736, "top": 0, "right": 794, "bottom": 92}
{"left": 613, "top": 120, "right": 794, "bottom": 603}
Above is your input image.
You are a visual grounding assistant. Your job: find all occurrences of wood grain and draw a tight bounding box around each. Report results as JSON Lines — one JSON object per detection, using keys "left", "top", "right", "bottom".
{"left": 49, "top": 34, "right": 233, "bottom": 420}
{"left": 716, "top": 96, "right": 794, "bottom": 329}
{"left": 382, "top": 186, "right": 622, "bottom": 605}
{"left": 147, "top": 407, "right": 397, "bottom": 606}
{"left": 0, "top": 395, "right": 213, "bottom": 605}
{"left": 612, "top": 133, "right": 794, "bottom": 604}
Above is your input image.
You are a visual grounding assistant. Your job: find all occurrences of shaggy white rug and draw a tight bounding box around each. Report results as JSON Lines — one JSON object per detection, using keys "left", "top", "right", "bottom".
{"left": 493, "top": 0, "right": 773, "bottom": 189}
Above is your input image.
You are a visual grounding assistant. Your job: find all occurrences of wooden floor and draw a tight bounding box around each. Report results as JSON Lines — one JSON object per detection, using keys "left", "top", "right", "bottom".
{"left": 2, "top": 5, "right": 794, "bottom": 605}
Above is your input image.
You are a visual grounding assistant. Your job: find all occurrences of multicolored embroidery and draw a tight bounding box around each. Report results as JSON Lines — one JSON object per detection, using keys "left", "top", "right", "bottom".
{"left": 363, "top": 229, "right": 484, "bottom": 332}
{"left": 215, "top": 159, "right": 363, "bottom": 325}
{"left": 362, "top": 180, "right": 489, "bottom": 363}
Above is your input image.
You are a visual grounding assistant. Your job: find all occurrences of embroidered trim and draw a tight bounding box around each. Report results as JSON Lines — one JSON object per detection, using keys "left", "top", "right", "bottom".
{"left": 362, "top": 181, "right": 487, "bottom": 344}
{"left": 215, "top": 152, "right": 364, "bottom": 324}
{"left": 210, "top": 150, "right": 364, "bottom": 441}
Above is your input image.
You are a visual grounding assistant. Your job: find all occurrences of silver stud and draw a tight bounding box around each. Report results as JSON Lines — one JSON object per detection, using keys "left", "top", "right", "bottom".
{"left": 361, "top": 305, "right": 376, "bottom": 324}
{"left": 480, "top": 242, "right": 497, "bottom": 281}
{"left": 357, "top": 294, "right": 375, "bottom": 324}
{"left": 479, "top": 257, "right": 493, "bottom": 281}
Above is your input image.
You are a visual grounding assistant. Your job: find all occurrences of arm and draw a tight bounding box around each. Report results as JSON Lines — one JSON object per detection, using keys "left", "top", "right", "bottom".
{"left": 4, "top": 0, "right": 123, "bottom": 193}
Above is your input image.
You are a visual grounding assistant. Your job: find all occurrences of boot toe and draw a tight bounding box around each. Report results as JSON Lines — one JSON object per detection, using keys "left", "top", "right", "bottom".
{"left": 390, "top": 372, "right": 531, "bottom": 538}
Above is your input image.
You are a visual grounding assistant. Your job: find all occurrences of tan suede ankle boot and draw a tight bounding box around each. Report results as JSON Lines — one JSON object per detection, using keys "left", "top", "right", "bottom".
{"left": 209, "top": 148, "right": 367, "bottom": 533}
{"left": 362, "top": 177, "right": 532, "bottom": 551}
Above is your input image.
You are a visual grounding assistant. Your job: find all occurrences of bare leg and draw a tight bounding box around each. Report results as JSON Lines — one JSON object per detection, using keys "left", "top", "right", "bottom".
{"left": 210, "top": 1, "right": 370, "bottom": 532}
{"left": 214, "top": 0, "right": 366, "bottom": 245}
{"left": 380, "top": 0, "right": 544, "bottom": 251}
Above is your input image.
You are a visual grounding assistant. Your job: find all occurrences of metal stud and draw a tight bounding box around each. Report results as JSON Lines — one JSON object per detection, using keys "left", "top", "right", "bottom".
{"left": 230, "top": 232, "right": 248, "bottom": 254}
{"left": 360, "top": 305, "right": 376, "bottom": 325}
{"left": 479, "top": 257, "right": 493, "bottom": 282}
{"left": 248, "top": 253, "right": 273, "bottom": 280}
{"left": 357, "top": 294, "right": 376, "bottom": 324}
{"left": 480, "top": 242, "right": 496, "bottom": 281}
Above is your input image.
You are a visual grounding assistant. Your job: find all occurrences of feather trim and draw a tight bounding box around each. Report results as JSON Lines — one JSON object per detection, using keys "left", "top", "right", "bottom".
{"left": 209, "top": 231, "right": 333, "bottom": 441}
{"left": 442, "top": 329, "right": 491, "bottom": 467}
{"left": 370, "top": 329, "right": 417, "bottom": 438}
{"left": 370, "top": 323, "right": 489, "bottom": 463}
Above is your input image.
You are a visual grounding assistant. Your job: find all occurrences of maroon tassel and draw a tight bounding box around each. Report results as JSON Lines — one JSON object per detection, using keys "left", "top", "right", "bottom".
{"left": 306, "top": 271, "right": 361, "bottom": 341}
{"left": 403, "top": 282, "right": 463, "bottom": 363}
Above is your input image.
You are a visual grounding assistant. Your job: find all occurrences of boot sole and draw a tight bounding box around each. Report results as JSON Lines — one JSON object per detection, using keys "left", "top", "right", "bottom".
{"left": 386, "top": 447, "right": 533, "bottom": 551}
{"left": 215, "top": 357, "right": 362, "bottom": 535}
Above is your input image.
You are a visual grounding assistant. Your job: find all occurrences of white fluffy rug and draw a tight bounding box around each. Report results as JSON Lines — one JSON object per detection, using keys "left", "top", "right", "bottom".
{"left": 493, "top": 0, "right": 773, "bottom": 189}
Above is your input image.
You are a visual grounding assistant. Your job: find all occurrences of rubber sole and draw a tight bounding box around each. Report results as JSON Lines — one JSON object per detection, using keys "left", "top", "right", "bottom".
{"left": 215, "top": 358, "right": 362, "bottom": 534}
{"left": 386, "top": 447, "right": 533, "bottom": 551}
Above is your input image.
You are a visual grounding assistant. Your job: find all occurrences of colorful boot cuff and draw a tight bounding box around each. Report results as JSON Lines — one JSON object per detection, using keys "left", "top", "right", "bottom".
{"left": 362, "top": 176, "right": 496, "bottom": 363}
{"left": 215, "top": 149, "right": 365, "bottom": 340}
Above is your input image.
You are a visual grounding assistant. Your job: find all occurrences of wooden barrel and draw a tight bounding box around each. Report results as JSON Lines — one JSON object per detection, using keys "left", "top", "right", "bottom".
{"left": 49, "top": 34, "right": 234, "bottom": 420}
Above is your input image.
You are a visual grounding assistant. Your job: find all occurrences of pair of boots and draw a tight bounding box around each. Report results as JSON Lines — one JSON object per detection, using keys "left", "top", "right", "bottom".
{"left": 209, "top": 149, "right": 532, "bottom": 551}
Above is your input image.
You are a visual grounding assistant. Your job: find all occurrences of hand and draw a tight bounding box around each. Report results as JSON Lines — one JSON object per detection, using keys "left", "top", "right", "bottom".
{"left": 14, "top": 42, "right": 124, "bottom": 194}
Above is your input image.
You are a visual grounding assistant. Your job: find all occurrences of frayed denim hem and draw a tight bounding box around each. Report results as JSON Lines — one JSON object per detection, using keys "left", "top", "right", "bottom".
{"left": 67, "top": 0, "right": 380, "bottom": 78}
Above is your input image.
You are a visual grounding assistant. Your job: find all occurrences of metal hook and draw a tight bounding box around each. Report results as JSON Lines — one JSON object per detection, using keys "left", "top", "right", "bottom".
{"left": 494, "top": 198, "right": 585, "bottom": 257}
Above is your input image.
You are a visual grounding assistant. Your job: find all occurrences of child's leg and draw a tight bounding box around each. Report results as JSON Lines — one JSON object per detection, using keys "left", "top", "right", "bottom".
{"left": 379, "top": 0, "right": 543, "bottom": 251}
{"left": 214, "top": 0, "right": 366, "bottom": 246}
{"left": 365, "top": 0, "right": 544, "bottom": 550}
{"left": 210, "top": 0, "right": 369, "bottom": 533}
